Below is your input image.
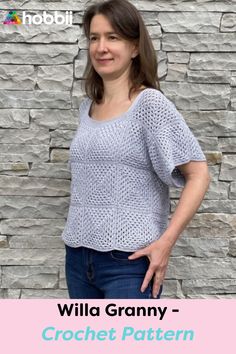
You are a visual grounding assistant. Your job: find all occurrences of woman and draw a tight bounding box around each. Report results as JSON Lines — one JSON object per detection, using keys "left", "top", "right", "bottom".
{"left": 62, "top": 0, "right": 211, "bottom": 299}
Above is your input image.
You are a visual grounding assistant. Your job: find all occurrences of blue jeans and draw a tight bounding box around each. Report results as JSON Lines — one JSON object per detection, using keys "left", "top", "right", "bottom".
{"left": 65, "top": 245, "right": 163, "bottom": 299}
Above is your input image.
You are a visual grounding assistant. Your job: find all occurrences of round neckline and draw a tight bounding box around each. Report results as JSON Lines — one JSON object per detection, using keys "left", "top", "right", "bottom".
{"left": 85, "top": 88, "right": 150, "bottom": 126}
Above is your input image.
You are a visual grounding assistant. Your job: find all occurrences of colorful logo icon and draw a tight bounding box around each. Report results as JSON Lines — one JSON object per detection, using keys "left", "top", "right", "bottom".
{"left": 3, "top": 11, "right": 22, "bottom": 25}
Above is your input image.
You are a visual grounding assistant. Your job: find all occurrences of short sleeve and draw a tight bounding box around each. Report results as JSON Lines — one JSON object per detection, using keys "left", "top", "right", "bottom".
{"left": 144, "top": 90, "right": 207, "bottom": 188}
{"left": 67, "top": 97, "right": 87, "bottom": 171}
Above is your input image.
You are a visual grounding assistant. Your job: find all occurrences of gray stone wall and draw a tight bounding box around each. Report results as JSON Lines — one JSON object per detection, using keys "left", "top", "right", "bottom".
{"left": 0, "top": 0, "right": 235, "bottom": 299}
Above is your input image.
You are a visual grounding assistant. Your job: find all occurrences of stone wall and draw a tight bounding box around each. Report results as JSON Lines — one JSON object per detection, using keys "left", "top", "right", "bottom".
{"left": 0, "top": 0, "right": 235, "bottom": 299}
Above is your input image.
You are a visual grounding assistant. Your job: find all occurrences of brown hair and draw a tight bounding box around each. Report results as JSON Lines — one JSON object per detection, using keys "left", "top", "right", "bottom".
{"left": 82, "top": 0, "right": 161, "bottom": 103}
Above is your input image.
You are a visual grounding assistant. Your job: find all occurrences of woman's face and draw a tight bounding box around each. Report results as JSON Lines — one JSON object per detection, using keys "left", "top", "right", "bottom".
{"left": 89, "top": 14, "right": 138, "bottom": 81}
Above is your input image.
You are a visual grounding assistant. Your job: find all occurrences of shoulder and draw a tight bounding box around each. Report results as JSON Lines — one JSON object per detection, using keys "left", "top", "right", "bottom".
{"left": 141, "top": 88, "right": 175, "bottom": 111}
{"left": 79, "top": 95, "right": 90, "bottom": 112}
{"left": 140, "top": 88, "right": 186, "bottom": 133}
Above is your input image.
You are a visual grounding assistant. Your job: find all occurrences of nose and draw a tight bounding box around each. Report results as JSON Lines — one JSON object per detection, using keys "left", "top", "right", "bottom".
{"left": 96, "top": 38, "right": 108, "bottom": 52}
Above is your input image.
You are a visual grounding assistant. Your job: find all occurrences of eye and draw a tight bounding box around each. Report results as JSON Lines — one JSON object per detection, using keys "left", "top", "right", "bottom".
{"left": 89, "top": 36, "right": 97, "bottom": 42}
{"left": 109, "top": 35, "right": 118, "bottom": 40}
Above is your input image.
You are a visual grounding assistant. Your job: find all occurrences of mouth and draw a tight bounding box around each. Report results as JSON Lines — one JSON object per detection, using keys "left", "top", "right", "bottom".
{"left": 96, "top": 59, "right": 113, "bottom": 63}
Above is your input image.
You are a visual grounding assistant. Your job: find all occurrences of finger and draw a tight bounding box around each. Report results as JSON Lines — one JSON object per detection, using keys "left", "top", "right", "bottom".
{"left": 128, "top": 249, "right": 147, "bottom": 260}
{"left": 140, "top": 267, "right": 154, "bottom": 292}
{"left": 152, "top": 272, "right": 163, "bottom": 298}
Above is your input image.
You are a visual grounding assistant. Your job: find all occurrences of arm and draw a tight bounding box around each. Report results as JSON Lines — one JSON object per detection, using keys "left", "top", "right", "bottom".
{"left": 160, "top": 160, "right": 211, "bottom": 247}
{"left": 128, "top": 160, "right": 211, "bottom": 298}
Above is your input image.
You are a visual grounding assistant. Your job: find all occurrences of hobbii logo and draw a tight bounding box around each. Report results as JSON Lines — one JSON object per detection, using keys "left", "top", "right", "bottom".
{"left": 3, "top": 10, "right": 73, "bottom": 26}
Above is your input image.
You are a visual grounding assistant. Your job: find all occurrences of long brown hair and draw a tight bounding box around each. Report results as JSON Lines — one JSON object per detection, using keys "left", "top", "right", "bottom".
{"left": 82, "top": 0, "right": 161, "bottom": 103}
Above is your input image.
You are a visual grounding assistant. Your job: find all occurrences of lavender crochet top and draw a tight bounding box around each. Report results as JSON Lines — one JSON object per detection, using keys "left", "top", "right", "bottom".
{"left": 62, "top": 88, "right": 206, "bottom": 251}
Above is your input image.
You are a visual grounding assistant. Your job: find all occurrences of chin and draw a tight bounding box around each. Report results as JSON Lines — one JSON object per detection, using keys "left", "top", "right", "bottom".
{"left": 96, "top": 69, "right": 117, "bottom": 76}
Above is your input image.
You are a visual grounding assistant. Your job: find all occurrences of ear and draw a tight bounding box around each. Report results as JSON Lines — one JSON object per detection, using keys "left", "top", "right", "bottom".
{"left": 131, "top": 52, "right": 138, "bottom": 59}
{"left": 131, "top": 46, "right": 139, "bottom": 59}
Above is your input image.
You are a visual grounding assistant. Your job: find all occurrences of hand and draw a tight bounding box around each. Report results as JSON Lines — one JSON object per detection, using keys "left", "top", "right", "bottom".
{"left": 128, "top": 237, "right": 173, "bottom": 298}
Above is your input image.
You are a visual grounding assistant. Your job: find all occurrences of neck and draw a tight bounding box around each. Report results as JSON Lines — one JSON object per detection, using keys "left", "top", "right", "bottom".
{"left": 101, "top": 71, "right": 132, "bottom": 104}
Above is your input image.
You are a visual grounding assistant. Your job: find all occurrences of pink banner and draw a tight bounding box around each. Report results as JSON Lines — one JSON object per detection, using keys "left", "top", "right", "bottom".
{"left": 0, "top": 300, "right": 235, "bottom": 353}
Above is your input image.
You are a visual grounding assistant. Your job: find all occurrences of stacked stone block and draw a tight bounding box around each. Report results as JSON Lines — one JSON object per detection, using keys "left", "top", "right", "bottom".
{"left": 0, "top": 0, "right": 235, "bottom": 298}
